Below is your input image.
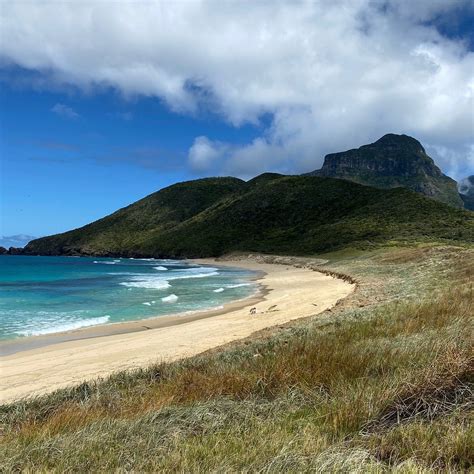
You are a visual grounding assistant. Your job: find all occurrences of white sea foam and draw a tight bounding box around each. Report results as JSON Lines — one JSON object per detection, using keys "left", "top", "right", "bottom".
{"left": 226, "top": 282, "right": 252, "bottom": 288}
{"left": 180, "top": 305, "right": 225, "bottom": 316}
{"left": 142, "top": 302, "right": 152, "bottom": 306}
{"left": 213, "top": 287, "right": 225, "bottom": 293}
{"left": 93, "top": 260, "right": 117, "bottom": 265}
{"left": 117, "top": 265, "right": 219, "bottom": 291}
{"left": 173, "top": 271, "right": 219, "bottom": 279}
{"left": 162, "top": 294, "right": 178, "bottom": 303}
{"left": 120, "top": 277, "right": 171, "bottom": 289}
{"left": 185, "top": 266, "right": 219, "bottom": 273}
{"left": 167, "top": 267, "right": 219, "bottom": 280}
{"left": 15, "top": 315, "right": 110, "bottom": 337}
{"left": 107, "top": 272, "right": 136, "bottom": 275}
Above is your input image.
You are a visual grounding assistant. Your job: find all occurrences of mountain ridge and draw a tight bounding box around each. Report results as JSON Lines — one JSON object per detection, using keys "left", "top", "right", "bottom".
{"left": 24, "top": 174, "right": 474, "bottom": 258}
{"left": 305, "top": 134, "right": 464, "bottom": 208}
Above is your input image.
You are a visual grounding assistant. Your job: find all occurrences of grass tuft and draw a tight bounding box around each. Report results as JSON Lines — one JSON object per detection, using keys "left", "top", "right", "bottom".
{"left": 1, "top": 246, "right": 473, "bottom": 472}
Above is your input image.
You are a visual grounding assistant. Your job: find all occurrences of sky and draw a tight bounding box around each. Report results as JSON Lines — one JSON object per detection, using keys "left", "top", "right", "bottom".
{"left": 0, "top": 0, "right": 473, "bottom": 245}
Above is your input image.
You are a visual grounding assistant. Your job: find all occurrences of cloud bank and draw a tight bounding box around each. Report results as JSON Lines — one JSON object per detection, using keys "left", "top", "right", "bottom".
{"left": 1, "top": 0, "right": 473, "bottom": 178}
{"left": 0, "top": 234, "right": 37, "bottom": 248}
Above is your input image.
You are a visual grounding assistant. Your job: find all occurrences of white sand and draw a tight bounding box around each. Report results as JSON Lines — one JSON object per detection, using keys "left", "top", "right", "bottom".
{"left": 0, "top": 259, "right": 354, "bottom": 404}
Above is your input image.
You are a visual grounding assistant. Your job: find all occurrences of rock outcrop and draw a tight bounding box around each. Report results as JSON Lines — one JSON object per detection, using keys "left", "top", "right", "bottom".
{"left": 7, "top": 247, "right": 25, "bottom": 255}
{"left": 306, "top": 134, "right": 464, "bottom": 208}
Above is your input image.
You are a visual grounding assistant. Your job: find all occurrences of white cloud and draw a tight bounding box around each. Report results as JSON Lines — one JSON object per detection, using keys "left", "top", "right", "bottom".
{"left": 188, "top": 136, "right": 227, "bottom": 171}
{"left": 426, "top": 144, "right": 474, "bottom": 180}
{"left": 0, "top": 234, "right": 37, "bottom": 248}
{"left": 458, "top": 175, "right": 474, "bottom": 194}
{"left": 1, "top": 0, "right": 473, "bottom": 178}
{"left": 51, "top": 103, "right": 79, "bottom": 119}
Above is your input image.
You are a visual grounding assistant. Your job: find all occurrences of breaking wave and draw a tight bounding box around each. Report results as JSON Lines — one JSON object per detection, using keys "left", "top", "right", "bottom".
{"left": 15, "top": 315, "right": 110, "bottom": 337}
{"left": 167, "top": 267, "right": 219, "bottom": 280}
{"left": 120, "top": 277, "right": 171, "bottom": 289}
{"left": 226, "top": 282, "right": 252, "bottom": 288}
{"left": 162, "top": 294, "right": 178, "bottom": 303}
{"left": 1, "top": 257, "right": 258, "bottom": 340}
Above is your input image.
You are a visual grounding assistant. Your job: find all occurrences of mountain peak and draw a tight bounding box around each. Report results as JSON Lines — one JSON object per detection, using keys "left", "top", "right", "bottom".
{"left": 246, "top": 172, "right": 285, "bottom": 187}
{"left": 373, "top": 133, "right": 426, "bottom": 154}
{"left": 306, "top": 134, "right": 463, "bottom": 208}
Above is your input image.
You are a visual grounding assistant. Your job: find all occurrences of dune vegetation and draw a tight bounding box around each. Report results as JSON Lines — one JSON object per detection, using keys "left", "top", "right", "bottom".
{"left": 1, "top": 245, "right": 472, "bottom": 472}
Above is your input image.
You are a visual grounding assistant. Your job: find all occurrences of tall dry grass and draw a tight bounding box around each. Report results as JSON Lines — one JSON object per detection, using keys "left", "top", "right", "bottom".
{"left": 0, "top": 246, "right": 472, "bottom": 472}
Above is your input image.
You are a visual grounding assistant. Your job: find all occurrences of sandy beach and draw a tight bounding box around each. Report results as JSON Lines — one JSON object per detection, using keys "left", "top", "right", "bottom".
{"left": 0, "top": 258, "right": 354, "bottom": 404}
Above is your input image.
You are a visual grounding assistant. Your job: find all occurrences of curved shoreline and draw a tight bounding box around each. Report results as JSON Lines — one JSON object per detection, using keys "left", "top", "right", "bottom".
{"left": 0, "top": 258, "right": 355, "bottom": 404}
{"left": 0, "top": 267, "right": 266, "bottom": 357}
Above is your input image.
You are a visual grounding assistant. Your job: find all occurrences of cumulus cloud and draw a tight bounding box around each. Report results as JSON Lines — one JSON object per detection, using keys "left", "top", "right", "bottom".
{"left": 1, "top": 0, "right": 473, "bottom": 178}
{"left": 51, "top": 103, "right": 79, "bottom": 119}
{"left": 188, "top": 137, "right": 227, "bottom": 171}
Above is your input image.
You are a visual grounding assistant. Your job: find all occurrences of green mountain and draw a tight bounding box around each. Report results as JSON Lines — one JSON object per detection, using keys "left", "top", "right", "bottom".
{"left": 459, "top": 175, "right": 474, "bottom": 211}
{"left": 306, "top": 134, "right": 464, "bottom": 208}
{"left": 24, "top": 175, "right": 473, "bottom": 258}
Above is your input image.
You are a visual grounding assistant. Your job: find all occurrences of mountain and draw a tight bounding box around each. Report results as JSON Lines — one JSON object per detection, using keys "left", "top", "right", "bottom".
{"left": 25, "top": 177, "right": 244, "bottom": 256}
{"left": 306, "top": 134, "right": 464, "bottom": 208}
{"left": 24, "top": 175, "right": 473, "bottom": 258}
{"left": 458, "top": 175, "right": 474, "bottom": 211}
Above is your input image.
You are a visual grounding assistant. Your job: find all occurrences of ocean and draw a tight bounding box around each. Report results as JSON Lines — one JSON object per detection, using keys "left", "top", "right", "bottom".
{"left": 0, "top": 255, "right": 258, "bottom": 340}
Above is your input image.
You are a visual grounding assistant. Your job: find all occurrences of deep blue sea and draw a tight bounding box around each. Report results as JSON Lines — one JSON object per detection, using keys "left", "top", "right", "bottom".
{"left": 0, "top": 256, "right": 258, "bottom": 340}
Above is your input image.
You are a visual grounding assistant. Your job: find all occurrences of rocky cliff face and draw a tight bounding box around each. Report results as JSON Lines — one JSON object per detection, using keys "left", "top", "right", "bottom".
{"left": 6, "top": 247, "right": 25, "bottom": 255}
{"left": 459, "top": 175, "right": 474, "bottom": 211}
{"left": 306, "top": 134, "right": 464, "bottom": 208}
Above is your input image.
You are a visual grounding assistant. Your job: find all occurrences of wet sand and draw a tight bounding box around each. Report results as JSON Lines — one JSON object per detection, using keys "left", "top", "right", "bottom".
{"left": 0, "top": 258, "right": 354, "bottom": 404}
{"left": 0, "top": 267, "right": 265, "bottom": 358}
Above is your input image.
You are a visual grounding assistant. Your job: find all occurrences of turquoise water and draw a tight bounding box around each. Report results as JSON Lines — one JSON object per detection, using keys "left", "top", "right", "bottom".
{"left": 0, "top": 256, "right": 258, "bottom": 340}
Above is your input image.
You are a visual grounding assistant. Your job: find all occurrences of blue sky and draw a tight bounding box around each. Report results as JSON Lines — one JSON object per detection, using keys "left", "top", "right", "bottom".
{"left": 0, "top": 1, "right": 473, "bottom": 244}
{"left": 0, "top": 77, "right": 264, "bottom": 238}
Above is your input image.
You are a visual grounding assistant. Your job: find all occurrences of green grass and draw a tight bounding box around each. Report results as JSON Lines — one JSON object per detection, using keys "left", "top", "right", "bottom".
{"left": 25, "top": 175, "right": 474, "bottom": 258}
{"left": 1, "top": 245, "right": 472, "bottom": 472}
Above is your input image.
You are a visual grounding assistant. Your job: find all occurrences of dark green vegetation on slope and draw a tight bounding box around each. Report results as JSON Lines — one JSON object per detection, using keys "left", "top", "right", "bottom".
{"left": 307, "top": 134, "right": 464, "bottom": 208}
{"left": 1, "top": 246, "right": 472, "bottom": 471}
{"left": 25, "top": 174, "right": 474, "bottom": 257}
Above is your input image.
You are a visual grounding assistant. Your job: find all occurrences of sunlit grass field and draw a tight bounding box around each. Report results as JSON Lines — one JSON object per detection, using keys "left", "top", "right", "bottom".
{"left": 1, "top": 245, "right": 472, "bottom": 472}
